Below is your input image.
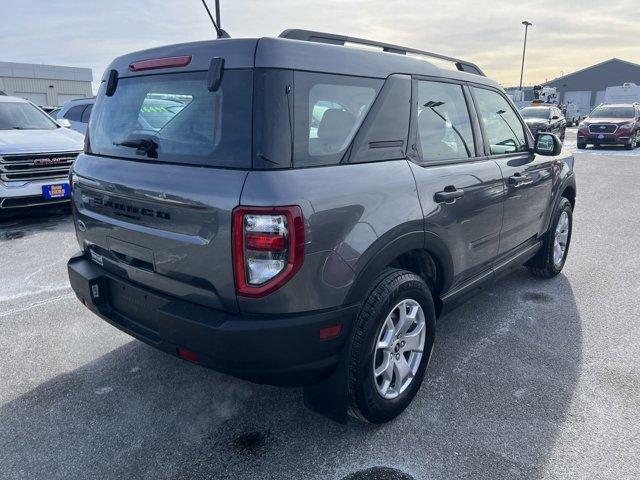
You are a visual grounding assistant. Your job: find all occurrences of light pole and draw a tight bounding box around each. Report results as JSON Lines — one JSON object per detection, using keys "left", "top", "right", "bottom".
{"left": 519, "top": 21, "right": 532, "bottom": 93}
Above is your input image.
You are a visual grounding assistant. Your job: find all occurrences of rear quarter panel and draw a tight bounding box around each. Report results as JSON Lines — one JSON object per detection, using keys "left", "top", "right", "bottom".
{"left": 239, "top": 160, "right": 423, "bottom": 314}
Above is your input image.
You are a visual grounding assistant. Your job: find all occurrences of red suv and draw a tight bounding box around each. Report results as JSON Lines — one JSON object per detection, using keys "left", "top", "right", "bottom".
{"left": 577, "top": 104, "right": 640, "bottom": 150}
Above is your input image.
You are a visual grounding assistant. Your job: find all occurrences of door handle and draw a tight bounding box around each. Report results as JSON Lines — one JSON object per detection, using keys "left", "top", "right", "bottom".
{"left": 508, "top": 173, "right": 531, "bottom": 187}
{"left": 434, "top": 186, "right": 465, "bottom": 203}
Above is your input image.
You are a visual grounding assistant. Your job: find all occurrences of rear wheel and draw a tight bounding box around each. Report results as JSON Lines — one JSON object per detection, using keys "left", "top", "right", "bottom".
{"left": 577, "top": 143, "right": 586, "bottom": 149}
{"left": 527, "top": 197, "right": 573, "bottom": 278}
{"left": 348, "top": 269, "right": 435, "bottom": 424}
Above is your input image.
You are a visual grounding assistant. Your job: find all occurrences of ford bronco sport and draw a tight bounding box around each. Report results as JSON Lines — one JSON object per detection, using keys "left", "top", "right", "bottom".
{"left": 67, "top": 30, "right": 576, "bottom": 424}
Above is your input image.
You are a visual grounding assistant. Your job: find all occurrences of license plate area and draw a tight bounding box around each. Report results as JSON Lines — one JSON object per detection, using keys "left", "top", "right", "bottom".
{"left": 42, "top": 183, "right": 70, "bottom": 199}
{"left": 107, "top": 279, "right": 161, "bottom": 333}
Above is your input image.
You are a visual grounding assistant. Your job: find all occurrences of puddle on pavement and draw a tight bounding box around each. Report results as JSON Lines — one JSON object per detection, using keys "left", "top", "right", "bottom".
{"left": 0, "top": 230, "right": 26, "bottom": 241}
{"left": 231, "top": 430, "right": 269, "bottom": 455}
{"left": 521, "top": 291, "right": 554, "bottom": 304}
{"left": 341, "top": 467, "right": 415, "bottom": 480}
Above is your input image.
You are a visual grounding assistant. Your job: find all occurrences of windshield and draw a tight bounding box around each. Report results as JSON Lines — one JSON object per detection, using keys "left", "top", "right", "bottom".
{"left": 590, "top": 106, "right": 635, "bottom": 118}
{"left": 521, "top": 107, "right": 550, "bottom": 119}
{"left": 90, "top": 70, "right": 253, "bottom": 168}
{"left": 0, "top": 102, "right": 59, "bottom": 130}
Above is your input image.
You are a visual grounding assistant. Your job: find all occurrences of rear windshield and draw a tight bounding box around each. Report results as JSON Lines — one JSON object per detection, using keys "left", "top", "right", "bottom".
{"left": 590, "top": 106, "right": 634, "bottom": 118}
{"left": 521, "top": 107, "right": 550, "bottom": 119}
{"left": 89, "top": 70, "right": 253, "bottom": 168}
{"left": 0, "top": 102, "right": 58, "bottom": 130}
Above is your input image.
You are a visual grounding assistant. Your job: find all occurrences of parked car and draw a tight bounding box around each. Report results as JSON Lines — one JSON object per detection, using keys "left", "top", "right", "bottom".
{"left": 0, "top": 95, "right": 84, "bottom": 213}
{"left": 577, "top": 103, "right": 640, "bottom": 150}
{"left": 52, "top": 97, "right": 95, "bottom": 134}
{"left": 67, "top": 30, "right": 576, "bottom": 424}
{"left": 562, "top": 102, "right": 580, "bottom": 126}
{"left": 521, "top": 105, "right": 567, "bottom": 140}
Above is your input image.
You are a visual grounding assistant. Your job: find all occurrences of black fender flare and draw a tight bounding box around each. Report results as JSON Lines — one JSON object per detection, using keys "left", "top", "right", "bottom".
{"left": 545, "top": 170, "right": 576, "bottom": 233}
{"left": 344, "top": 228, "right": 454, "bottom": 305}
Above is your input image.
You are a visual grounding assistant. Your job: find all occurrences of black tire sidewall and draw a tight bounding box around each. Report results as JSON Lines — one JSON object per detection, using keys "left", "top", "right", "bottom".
{"left": 351, "top": 272, "right": 436, "bottom": 423}
{"left": 546, "top": 198, "right": 573, "bottom": 274}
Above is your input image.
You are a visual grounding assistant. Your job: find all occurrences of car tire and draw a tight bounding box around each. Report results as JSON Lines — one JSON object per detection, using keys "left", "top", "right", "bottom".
{"left": 527, "top": 197, "right": 573, "bottom": 278}
{"left": 577, "top": 143, "right": 586, "bottom": 149}
{"left": 348, "top": 268, "right": 436, "bottom": 424}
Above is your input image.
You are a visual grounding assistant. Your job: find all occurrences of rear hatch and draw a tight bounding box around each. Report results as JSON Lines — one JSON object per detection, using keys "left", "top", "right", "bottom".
{"left": 72, "top": 40, "right": 257, "bottom": 313}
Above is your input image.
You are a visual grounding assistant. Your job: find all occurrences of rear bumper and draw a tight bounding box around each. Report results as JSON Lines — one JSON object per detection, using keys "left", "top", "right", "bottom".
{"left": 67, "top": 254, "right": 358, "bottom": 386}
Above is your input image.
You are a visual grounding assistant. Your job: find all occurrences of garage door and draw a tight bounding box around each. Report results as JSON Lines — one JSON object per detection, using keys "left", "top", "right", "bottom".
{"left": 15, "top": 92, "right": 47, "bottom": 106}
{"left": 594, "top": 90, "right": 606, "bottom": 108}
{"left": 563, "top": 91, "right": 592, "bottom": 117}
{"left": 57, "top": 94, "right": 86, "bottom": 106}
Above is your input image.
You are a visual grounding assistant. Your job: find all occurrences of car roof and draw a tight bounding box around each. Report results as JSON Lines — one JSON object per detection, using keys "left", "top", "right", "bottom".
{"left": 104, "top": 36, "right": 500, "bottom": 89}
{"left": 597, "top": 104, "right": 636, "bottom": 108}
{"left": 0, "top": 95, "right": 30, "bottom": 104}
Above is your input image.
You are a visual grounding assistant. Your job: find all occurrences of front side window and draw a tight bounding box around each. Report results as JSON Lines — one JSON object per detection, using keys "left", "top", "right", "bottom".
{"left": 474, "top": 88, "right": 528, "bottom": 155}
{"left": 416, "top": 81, "right": 475, "bottom": 162}
{"left": 294, "top": 72, "right": 382, "bottom": 167}
{"left": 64, "top": 105, "right": 86, "bottom": 122}
{"left": 89, "top": 70, "right": 253, "bottom": 168}
{"left": 81, "top": 104, "right": 93, "bottom": 123}
{"left": 0, "top": 102, "right": 58, "bottom": 130}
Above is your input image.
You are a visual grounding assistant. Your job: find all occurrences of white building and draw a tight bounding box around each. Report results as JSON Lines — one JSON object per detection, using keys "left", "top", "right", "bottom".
{"left": 0, "top": 61, "right": 93, "bottom": 107}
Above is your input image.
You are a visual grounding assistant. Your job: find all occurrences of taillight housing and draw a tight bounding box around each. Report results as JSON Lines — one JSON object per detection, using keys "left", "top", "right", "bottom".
{"left": 233, "top": 206, "right": 304, "bottom": 297}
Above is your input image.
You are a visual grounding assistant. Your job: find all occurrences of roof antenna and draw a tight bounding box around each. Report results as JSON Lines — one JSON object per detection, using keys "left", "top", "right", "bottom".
{"left": 201, "top": 0, "right": 230, "bottom": 38}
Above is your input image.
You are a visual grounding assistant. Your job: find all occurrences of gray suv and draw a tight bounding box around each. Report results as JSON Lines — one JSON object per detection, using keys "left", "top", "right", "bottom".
{"left": 67, "top": 30, "right": 576, "bottom": 424}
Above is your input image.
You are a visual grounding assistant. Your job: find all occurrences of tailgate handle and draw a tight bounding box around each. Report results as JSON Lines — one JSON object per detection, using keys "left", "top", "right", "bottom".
{"left": 107, "top": 237, "right": 155, "bottom": 272}
{"left": 112, "top": 251, "right": 154, "bottom": 272}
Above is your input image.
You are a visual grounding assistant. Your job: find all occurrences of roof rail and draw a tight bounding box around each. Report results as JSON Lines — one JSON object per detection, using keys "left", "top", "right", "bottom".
{"left": 279, "top": 29, "right": 485, "bottom": 77}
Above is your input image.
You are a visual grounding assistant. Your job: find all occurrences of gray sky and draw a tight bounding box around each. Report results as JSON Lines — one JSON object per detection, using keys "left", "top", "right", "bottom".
{"left": 2, "top": 0, "right": 639, "bottom": 91}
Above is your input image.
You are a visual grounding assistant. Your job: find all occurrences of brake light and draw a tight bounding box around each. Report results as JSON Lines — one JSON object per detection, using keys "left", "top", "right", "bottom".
{"left": 233, "top": 206, "right": 304, "bottom": 297}
{"left": 129, "top": 55, "right": 192, "bottom": 72}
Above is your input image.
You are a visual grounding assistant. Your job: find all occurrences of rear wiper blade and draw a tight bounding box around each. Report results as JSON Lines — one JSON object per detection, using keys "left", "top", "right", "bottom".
{"left": 114, "top": 137, "right": 159, "bottom": 158}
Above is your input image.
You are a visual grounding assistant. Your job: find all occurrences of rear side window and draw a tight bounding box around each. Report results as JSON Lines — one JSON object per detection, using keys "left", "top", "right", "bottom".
{"left": 294, "top": 72, "right": 382, "bottom": 167}
{"left": 64, "top": 104, "right": 86, "bottom": 122}
{"left": 473, "top": 87, "right": 528, "bottom": 155}
{"left": 416, "top": 80, "right": 475, "bottom": 162}
{"left": 90, "top": 70, "right": 253, "bottom": 168}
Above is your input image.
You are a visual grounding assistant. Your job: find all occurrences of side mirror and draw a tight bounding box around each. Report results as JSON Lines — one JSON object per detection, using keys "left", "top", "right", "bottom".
{"left": 535, "top": 133, "right": 562, "bottom": 156}
{"left": 57, "top": 118, "right": 72, "bottom": 128}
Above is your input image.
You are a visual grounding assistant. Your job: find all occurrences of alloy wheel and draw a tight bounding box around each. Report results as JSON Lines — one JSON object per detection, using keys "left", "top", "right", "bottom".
{"left": 373, "top": 299, "right": 426, "bottom": 400}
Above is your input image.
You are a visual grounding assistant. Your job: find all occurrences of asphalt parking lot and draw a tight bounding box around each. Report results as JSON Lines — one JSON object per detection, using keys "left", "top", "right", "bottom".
{"left": 1, "top": 130, "right": 639, "bottom": 480}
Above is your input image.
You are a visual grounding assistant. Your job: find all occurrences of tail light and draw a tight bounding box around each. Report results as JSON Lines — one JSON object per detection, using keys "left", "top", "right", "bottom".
{"left": 233, "top": 206, "right": 304, "bottom": 297}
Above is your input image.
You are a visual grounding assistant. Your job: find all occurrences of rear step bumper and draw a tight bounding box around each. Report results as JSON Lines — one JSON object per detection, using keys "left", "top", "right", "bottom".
{"left": 68, "top": 253, "right": 358, "bottom": 386}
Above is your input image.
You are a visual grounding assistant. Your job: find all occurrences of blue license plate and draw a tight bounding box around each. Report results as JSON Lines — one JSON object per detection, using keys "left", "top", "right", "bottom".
{"left": 598, "top": 134, "right": 605, "bottom": 140}
{"left": 42, "top": 183, "right": 70, "bottom": 199}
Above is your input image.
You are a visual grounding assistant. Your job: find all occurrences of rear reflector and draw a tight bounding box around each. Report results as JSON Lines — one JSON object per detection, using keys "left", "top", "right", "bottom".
{"left": 245, "top": 232, "right": 286, "bottom": 252}
{"left": 129, "top": 55, "right": 192, "bottom": 72}
{"left": 319, "top": 324, "right": 342, "bottom": 340}
{"left": 176, "top": 347, "right": 199, "bottom": 363}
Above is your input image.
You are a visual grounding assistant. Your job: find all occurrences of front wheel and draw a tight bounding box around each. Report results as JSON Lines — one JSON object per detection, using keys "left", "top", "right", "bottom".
{"left": 348, "top": 269, "right": 435, "bottom": 424}
{"left": 527, "top": 197, "right": 573, "bottom": 278}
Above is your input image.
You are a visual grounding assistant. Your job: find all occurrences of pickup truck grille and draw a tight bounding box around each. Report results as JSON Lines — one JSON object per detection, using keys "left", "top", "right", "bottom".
{"left": 0, "top": 152, "right": 80, "bottom": 182}
{"left": 588, "top": 124, "right": 617, "bottom": 134}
